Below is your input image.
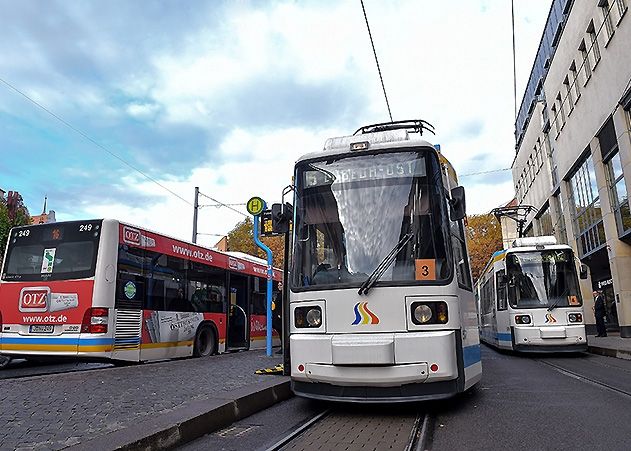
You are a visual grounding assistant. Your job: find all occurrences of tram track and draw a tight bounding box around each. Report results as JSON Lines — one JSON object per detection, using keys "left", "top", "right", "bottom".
{"left": 265, "top": 408, "right": 433, "bottom": 451}
{"left": 537, "top": 359, "right": 631, "bottom": 399}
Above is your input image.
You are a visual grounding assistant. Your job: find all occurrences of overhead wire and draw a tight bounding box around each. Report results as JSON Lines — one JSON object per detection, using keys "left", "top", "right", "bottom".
{"left": 360, "top": 0, "right": 393, "bottom": 122}
{"left": 511, "top": 0, "right": 518, "bottom": 120}
{"left": 198, "top": 192, "right": 248, "bottom": 218}
{"left": 0, "top": 76, "right": 194, "bottom": 207}
{"left": 460, "top": 167, "right": 511, "bottom": 177}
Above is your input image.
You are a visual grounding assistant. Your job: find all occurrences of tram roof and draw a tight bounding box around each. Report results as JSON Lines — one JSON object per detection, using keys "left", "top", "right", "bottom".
{"left": 295, "top": 129, "right": 438, "bottom": 164}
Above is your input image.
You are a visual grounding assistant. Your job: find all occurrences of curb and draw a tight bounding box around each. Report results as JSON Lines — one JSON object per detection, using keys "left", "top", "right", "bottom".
{"left": 588, "top": 345, "right": 631, "bottom": 361}
{"left": 68, "top": 378, "right": 292, "bottom": 451}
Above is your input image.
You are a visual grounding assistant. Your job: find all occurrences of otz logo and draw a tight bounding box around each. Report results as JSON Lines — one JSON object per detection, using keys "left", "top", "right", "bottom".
{"left": 123, "top": 226, "right": 141, "bottom": 245}
{"left": 352, "top": 302, "right": 380, "bottom": 325}
{"left": 19, "top": 287, "right": 50, "bottom": 313}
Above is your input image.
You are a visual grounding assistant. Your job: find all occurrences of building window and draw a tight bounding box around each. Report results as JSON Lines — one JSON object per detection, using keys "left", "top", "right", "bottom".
{"left": 599, "top": 118, "right": 631, "bottom": 237}
{"left": 543, "top": 131, "right": 559, "bottom": 186}
{"left": 557, "top": 93, "right": 566, "bottom": 128}
{"left": 536, "top": 139, "right": 544, "bottom": 169}
{"left": 588, "top": 21, "right": 601, "bottom": 66}
{"left": 551, "top": 104, "right": 559, "bottom": 137}
{"left": 606, "top": 153, "right": 631, "bottom": 237}
{"left": 568, "top": 153, "right": 605, "bottom": 256}
{"left": 551, "top": 193, "right": 568, "bottom": 244}
{"left": 579, "top": 41, "right": 592, "bottom": 84}
{"left": 564, "top": 77, "right": 574, "bottom": 114}
{"left": 570, "top": 62, "right": 581, "bottom": 102}
{"left": 615, "top": 0, "right": 628, "bottom": 18}
{"left": 601, "top": 1, "right": 615, "bottom": 39}
{"left": 537, "top": 204, "right": 554, "bottom": 236}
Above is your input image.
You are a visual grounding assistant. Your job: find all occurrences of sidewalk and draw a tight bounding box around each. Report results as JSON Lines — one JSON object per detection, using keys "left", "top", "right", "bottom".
{"left": 587, "top": 333, "right": 631, "bottom": 360}
{"left": 0, "top": 350, "right": 288, "bottom": 451}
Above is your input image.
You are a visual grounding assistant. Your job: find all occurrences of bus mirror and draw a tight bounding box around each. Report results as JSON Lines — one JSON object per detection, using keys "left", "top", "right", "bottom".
{"left": 449, "top": 186, "right": 466, "bottom": 221}
{"left": 579, "top": 264, "right": 588, "bottom": 280}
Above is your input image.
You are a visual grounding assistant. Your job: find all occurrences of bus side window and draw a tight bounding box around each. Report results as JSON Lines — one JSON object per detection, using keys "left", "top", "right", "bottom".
{"left": 250, "top": 276, "right": 267, "bottom": 316}
{"left": 116, "top": 244, "right": 145, "bottom": 309}
{"left": 496, "top": 270, "right": 507, "bottom": 311}
{"left": 188, "top": 262, "right": 226, "bottom": 313}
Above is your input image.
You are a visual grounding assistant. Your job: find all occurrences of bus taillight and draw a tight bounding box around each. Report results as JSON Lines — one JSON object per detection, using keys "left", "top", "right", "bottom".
{"left": 81, "top": 308, "right": 109, "bottom": 334}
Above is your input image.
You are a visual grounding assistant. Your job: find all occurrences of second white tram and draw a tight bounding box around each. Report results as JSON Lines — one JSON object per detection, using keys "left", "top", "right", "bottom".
{"left": 287, "top": 120, "right": 482, "bottom": 402}
{"left": 476, "top": 236, "right": 588, "bottom": 352}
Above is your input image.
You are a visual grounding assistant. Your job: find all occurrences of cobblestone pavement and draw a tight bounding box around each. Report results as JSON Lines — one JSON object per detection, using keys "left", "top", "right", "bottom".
{"left": 0, "top": 351, "right": 282, "bottom": 450}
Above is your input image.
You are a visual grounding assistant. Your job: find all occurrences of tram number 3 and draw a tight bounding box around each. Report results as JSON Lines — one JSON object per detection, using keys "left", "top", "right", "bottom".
{"left": 415, "top": 259, "right": 437, "bottom": 281}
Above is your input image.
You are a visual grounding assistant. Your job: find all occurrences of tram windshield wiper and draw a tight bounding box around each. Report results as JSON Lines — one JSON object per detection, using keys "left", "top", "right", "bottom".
{"left": 358, "top": 233, "right": 414, "bottom": 296}
{"left": 547, "top": 289, "right": 569, "bottom": 311}
{"left": 547, "top": 299, "right": 561, "bottom": 311}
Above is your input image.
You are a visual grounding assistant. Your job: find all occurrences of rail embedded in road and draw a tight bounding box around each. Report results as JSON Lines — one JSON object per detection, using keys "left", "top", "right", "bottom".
{"left": 266, "top": 409, "right": 432, "bottom": 451}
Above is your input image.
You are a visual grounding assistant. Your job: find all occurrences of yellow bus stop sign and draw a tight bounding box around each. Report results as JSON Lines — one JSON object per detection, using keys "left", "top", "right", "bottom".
{"left": 247, "top": 196, "right": 265, "bottom": 216}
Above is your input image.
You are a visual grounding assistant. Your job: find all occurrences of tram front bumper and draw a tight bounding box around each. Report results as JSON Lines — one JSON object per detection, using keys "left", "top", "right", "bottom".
{"left": 290, "top": 330, "right": 458, "bottom": 387}
{"left": 512, "top": 325, "right": 587, "bottom": 351}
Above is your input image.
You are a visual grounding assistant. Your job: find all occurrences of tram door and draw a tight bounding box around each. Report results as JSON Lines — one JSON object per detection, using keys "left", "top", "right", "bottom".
{"left": 227, "top": 274, "right": 250, "bottom": 350}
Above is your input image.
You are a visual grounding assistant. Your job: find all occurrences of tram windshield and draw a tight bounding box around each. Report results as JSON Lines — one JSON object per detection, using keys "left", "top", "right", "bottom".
{"left": 291, "top": 149, "right": 452, "bottom": 290}
{"left": 506, "top": 250, "right": 582, "bottom": 309}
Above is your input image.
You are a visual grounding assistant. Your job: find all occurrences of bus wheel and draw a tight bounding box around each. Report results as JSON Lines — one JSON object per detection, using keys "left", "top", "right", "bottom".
{"left": 0, "top": 355, "right": 11, "bottom": 369}
{"left": 194, "top": 326, "right": 217, "bottom": 357}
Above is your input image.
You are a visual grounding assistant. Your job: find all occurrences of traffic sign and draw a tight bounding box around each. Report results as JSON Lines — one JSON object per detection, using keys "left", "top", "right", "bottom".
{"left": 246, "top": 196, "right": 265, "bottom": 216}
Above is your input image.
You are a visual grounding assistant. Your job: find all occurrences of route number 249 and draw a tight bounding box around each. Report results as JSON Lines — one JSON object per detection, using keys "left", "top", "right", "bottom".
{"left": 79, "top": 224, "right": 93, "bottom": 232}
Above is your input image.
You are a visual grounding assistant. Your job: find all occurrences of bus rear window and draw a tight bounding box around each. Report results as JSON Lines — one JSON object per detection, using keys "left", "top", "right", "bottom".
{"left": 1, "top": 221, "right": 102, "bottom": 282}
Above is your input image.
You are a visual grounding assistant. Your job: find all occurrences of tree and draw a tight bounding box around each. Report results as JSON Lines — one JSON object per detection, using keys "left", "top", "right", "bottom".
{"left": 0, "top": 192, "right": 31, "bottom": 268}
{"left": 466, "top": 213, "right": 503, "bottom": 283}
{"left": 226, "top": 217, "right": 285, "bottom": 269}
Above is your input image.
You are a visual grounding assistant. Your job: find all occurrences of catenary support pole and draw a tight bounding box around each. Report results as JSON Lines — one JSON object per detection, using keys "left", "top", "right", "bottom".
{"left": 192, "top": 186, "right": 199, "bottom": 243}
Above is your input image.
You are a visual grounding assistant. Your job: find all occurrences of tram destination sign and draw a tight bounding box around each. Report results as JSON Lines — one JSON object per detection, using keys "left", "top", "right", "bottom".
{"left": 305, "top": 158, "right": 426, "bottom": 188}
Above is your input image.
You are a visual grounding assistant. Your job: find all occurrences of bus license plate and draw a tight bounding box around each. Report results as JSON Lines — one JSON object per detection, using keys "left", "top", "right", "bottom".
{"left": 29, "top": 325, "right": 54, "bottom": 334}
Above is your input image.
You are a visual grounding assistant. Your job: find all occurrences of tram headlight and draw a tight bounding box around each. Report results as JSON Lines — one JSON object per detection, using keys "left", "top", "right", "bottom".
{"left": 295, "top": 306, "right": 323, "bottom": 328}
{"left": 514, "top": 315, "right": 531, "bottom": 325}
{"left": 568, "top": 313, "right": 583, "bottom": 323}
{"left": 410, "top": 302, "right": 449, "bottom": 325}
{"left": 306, "top": 308, "right": 322, "bottom": 327}
{"left": 414, "top": 305, "right": 433, "bottom": 323}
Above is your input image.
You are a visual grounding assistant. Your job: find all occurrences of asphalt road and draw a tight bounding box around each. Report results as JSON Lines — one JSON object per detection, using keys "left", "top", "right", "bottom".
{"left": 431, "top": 346, "right": 631, "bottom": 451}
{"left": 183, "top": 346, "right": 631, "bottom": 451}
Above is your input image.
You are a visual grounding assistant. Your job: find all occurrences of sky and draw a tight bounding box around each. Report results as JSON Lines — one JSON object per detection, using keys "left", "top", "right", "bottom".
{"left": 0, "top": 0, "right": 551, "bottom": 247}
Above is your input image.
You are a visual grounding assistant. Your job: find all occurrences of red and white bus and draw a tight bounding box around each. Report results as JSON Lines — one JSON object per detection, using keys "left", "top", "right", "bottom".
{"left": 0, "top": 219, "right": 281, "bottom": 363}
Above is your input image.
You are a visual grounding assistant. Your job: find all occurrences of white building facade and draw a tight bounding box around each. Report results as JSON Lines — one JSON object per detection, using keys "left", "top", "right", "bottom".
{"left": 513, "top": 0, "right": 631, "bottom": 337}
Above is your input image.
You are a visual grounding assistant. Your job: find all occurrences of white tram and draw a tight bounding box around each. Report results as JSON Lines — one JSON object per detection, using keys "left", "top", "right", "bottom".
{"left": 476, "top": 236, "right": 588, "bottom": 352}
{"left": 287, "top": 120, "right": 482, "bottom": 402}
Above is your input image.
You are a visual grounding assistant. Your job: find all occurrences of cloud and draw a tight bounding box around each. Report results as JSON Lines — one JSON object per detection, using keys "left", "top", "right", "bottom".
{"left": 0, "top": 0, "right": 553, "bottom": 241}
{"left": 126, "top": 103, "right": 160, "bottom": 119}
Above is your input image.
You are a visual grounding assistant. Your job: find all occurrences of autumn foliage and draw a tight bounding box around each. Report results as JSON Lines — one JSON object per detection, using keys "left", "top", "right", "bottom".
{"left": 465, "top": 213, "right": 503, "bottom": 283}
{"left": 0, "top": 192, "right": 30, "bottom": 268}
{"left": 226, "top": 217, "right": 285, "bottom": 269}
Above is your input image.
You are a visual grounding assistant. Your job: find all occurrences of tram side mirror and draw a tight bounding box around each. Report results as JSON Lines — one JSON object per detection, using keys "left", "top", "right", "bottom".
{"left": 271, "top": 202, "right": 292, "bottom": 234}
{"left": 449, "top": 186, "right": 466, "bottom": 221}
{"left": 579, "top": 264, "right": 588, "bottom": 280}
